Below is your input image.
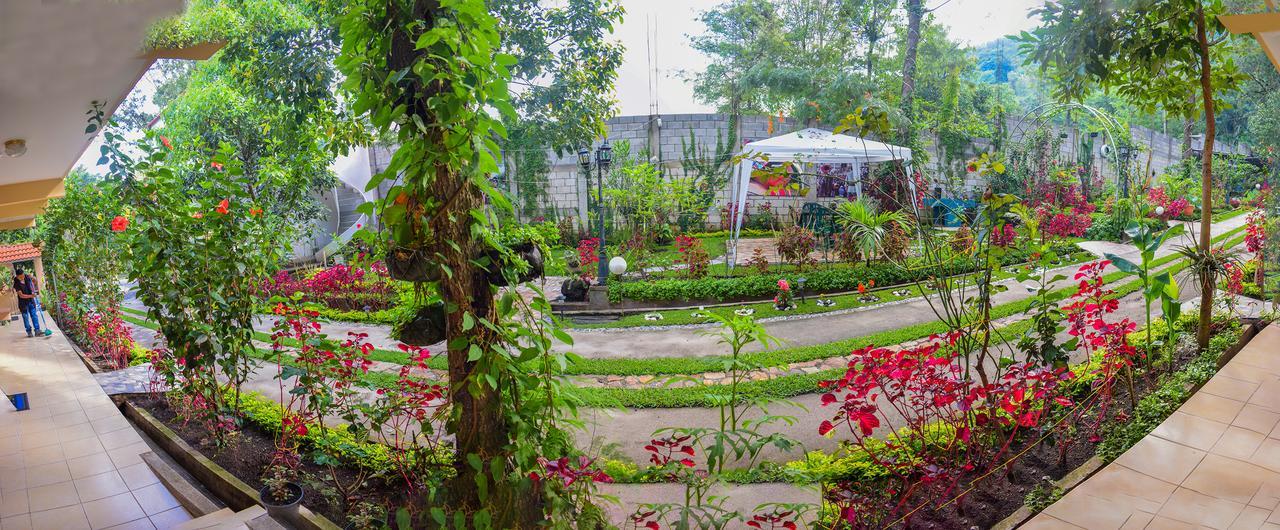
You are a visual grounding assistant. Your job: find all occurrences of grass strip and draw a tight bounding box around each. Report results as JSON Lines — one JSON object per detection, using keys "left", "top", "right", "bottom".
{"left": 572, "top": 250, "right": 1097, "bottom": 329}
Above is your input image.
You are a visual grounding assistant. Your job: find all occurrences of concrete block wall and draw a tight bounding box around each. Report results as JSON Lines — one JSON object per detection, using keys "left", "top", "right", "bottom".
{"left": 364, "top": 113, "right": 1254, "bottom": 227}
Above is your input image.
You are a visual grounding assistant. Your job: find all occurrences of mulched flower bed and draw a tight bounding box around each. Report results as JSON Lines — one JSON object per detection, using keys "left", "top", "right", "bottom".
{"left": 129, "top": 395, "right": 412, "bottom": 528}
{"left": 882, "top": 340, "right": 1205, "bottom": 529}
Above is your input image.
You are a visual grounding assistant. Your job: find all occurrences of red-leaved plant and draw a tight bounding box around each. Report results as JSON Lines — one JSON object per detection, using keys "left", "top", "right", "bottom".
{"left": 817, "top": 335, "right": 1072, "bottom": 527}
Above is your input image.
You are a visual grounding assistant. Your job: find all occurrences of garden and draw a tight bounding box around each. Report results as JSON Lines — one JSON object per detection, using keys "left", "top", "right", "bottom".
{"left": 14, "top": 0, "right": 1280, "bottom": 529}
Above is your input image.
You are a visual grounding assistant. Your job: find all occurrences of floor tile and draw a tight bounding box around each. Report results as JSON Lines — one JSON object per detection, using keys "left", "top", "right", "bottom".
{"left": 146, "top": 506, "right": 190, "bottom": 529}
{"left": 0, "top": 490, "right": 27, "bottom": 518}
{"left": 1183, "top": 454, "right": 1280, "bottom": 505}
{"left": 0, "top": 513, "right": 32, "bottom": 530}
{"left": 117, "top": 463, "right": 158, "bottom": 491}
{"left": 68, "top": 453, "right": 115, "bottom": 480}
{"left": 22, "top": 461, "right": 71, "bottom": 488}
{"left": 1215, "top": 426, "right": 1268, "bottom": 460}
{"left": 28, "top": 504, "right": 90, "bottom": 530}
{"left": 1157, "top": 487, "right": 1247, "bottom": 529}
{"left": 129, "top": 483, "right": 179, "bottom": 516}
{"left": 1115, "top": 435, "right": 1208, "bottom": 484}
{"left": 81, "top": 492, "right": 145, "bottom": 530}
{"left": 26, "top": 480, "right": 79, "bottom": 512}
{"left": 1152, "top": 411, "right": 1231, "bottom": 451}
{"left": 73, "top": 471, "right": 129, "bottom": 503}
{"left": 1182, "top": 392, "right": 1246, "bottom": 423}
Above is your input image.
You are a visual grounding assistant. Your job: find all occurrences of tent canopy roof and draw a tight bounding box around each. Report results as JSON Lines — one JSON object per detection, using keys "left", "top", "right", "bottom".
{"left": 741, "top": 128, "right": 911, "bottom": 163}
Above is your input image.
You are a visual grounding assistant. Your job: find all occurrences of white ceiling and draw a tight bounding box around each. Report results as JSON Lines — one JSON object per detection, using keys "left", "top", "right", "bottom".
{"left": 0, "top": 0, "right": 186, "bottom": 188}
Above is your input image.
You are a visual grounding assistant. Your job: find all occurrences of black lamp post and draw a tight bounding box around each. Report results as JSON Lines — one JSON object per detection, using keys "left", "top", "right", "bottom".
{"left": 1117, "top": 145, "right": 1133, "bottom": 198}
{"left": 578, "top": 141, "right": 613, "bottom": 284}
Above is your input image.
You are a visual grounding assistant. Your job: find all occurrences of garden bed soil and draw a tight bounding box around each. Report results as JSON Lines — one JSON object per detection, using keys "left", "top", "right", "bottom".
{"left": 128, "top": 395, "right": 412, "bottom": 528}
{"left": 884, "top": 322, "right": 1256, "bottom": 529}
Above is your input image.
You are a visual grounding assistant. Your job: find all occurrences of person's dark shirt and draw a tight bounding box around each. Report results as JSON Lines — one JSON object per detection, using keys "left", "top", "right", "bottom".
{"left": 13, "top": 275, "right": 35, "bottom": 310}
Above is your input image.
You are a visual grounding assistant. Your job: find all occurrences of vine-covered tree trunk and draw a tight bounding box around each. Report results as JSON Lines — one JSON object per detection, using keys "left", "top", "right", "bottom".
{"left": 1195, "top": 3, "right": 1216, "bottom": 349}
{"left": 899, "top": 0, "right": 923, "bottom": 143}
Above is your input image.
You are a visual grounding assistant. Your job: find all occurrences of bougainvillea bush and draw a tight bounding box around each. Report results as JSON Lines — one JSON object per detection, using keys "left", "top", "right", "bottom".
{"left": 1146, "top": 187, "right": 1192, "bottom": 221}
{"left": 260, "top": 262, "right": 397, "bottom": 311}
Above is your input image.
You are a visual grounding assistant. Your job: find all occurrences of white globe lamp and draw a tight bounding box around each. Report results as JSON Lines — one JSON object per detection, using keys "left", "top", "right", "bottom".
{"left": 1155, "top": 206, "right": 1165, "bottom": 216}
{"left": 608, "top": 256, "right": 628, "bottom": 276}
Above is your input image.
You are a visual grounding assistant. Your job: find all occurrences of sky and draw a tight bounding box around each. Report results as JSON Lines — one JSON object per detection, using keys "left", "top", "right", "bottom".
{"left": 77, "top": 0, "right": 1046, "bottom": 171}
{"left": 611, "top": 0, "right": 1047, "bottom": 115}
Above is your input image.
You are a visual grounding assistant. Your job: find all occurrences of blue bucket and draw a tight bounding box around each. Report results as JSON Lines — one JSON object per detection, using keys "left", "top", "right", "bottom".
{"left": 8, "top": 393, "right": 28, "bottom": 411}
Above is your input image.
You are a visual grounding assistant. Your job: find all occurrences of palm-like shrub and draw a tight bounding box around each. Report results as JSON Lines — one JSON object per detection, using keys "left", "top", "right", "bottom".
{"left": 834, "top": 199, "right": 912, "bottom": 264}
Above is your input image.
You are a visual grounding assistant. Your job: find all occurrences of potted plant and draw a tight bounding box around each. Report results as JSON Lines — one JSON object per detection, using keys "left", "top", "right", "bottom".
{"left": 259, "top": 461, "right": 304, "bottom": 519}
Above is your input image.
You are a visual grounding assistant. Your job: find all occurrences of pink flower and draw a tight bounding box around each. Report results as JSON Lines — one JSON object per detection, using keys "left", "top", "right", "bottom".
{"left": 777, "top": 279, "right": 790, "bottom": 291}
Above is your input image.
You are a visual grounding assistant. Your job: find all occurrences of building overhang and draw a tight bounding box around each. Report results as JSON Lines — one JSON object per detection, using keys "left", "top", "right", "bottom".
{"left": 1221, "top": 4, "right": 1280, "bottom": 73}
{"left": 0, "top": 0, "right": 223, "bottom": 230}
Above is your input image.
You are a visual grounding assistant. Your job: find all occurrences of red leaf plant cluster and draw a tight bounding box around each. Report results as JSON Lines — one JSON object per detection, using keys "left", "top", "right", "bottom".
{"left": 1146, "top": 187, "right": 1191, "bottom": 221}
{"left": 1247, "top": 209, "right": 1268, "bottom": 286}
{"left": 529, "top": 455, "right": 613, "bottom": 488}
{"left": 675, "top": 235, "right": 710, "bottom": 278}
{"left": 267, "top": 304, "right": 375, "bottom": 476}
{"left": 1062, "top": 260, "right": 1140, "bottom": 441}
{"left": 747, "top": 508, "right": 801, "bottom": 530}
{"left": 57, "top": 296, "right": 137, "bottom": 371}
{"left": 260, "top": 262, "right": 396, "bottom": 312}
{"left": 365, "top": 343, "right": 451, "bottom": 492}
{"left": 991, "top": 223, "right": 1019, "bottom": 248}
{"left": 816, "top": 335, "right": 1073, "bottom": 527}
{"left": 1031, "top": 182, "right": 1095, "bottom": 239}
{"left": 578, "top": 237, "right": 601, "bottom": 280}
{"left": 82, "top": 309, "right": 135, "bottom": 370}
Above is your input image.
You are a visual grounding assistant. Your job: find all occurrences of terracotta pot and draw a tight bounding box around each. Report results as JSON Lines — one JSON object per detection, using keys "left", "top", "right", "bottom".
{"left": 395, "top": 302, "right": 447, "bottom": 346}
{"left": 385, "top": 247, "right": 439, "bottom": 283}
{"left": 1183, "top": 203, "right": 1196, "bottom": 217}
{"left": 258, "top": 482, "right": 303, "bottom": 520}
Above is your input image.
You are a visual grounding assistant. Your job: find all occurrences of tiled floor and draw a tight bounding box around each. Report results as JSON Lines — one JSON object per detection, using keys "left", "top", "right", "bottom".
{"left": 1026, "top": 324, "right": 1280, "bottom": 530}
{"left": 0, "top": 316, "right": 192, "bottom": 529}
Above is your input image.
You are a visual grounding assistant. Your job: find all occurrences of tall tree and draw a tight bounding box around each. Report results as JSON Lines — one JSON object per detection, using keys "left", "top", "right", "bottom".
{"left": 1019, "top": 0, "right": 1245, "bottom": 348}
{"left": 898, "top": 0, "right": 923, "bottom": 142}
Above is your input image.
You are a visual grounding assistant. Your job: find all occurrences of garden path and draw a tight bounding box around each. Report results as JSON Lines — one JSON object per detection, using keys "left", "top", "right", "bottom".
{"left": 573, "top": 278, "right": 1215, "bottom": 466}
{"left": 1025, "top": 323, "right": 1280, "bottom": 530}
{"left": 557, "top": 214, "right": 1248, "bottom": 359}
{"left": 118, "top": 215, "right": 1248, "bottom": 362}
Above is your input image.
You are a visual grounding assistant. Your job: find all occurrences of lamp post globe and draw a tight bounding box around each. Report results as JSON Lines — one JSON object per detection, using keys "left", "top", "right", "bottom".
{"left": 1155, "top": 206, "right": 1165, "bottom": 217}
{"left": 609, "top": 256, "right": 627, "bottom": 276}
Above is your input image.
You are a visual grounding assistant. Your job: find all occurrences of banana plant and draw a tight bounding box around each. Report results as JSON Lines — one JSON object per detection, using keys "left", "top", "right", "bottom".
{"left": 1105, "top": 221, "right": 1184, "bottom": 363}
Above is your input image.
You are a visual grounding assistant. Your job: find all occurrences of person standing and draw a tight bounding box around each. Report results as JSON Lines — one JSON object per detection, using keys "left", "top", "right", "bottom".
{"left": 12, "top": 267, "right": 40, "bottom": 337}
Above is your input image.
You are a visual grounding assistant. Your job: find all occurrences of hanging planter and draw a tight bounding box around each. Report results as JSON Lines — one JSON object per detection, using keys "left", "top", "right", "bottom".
{"left": 560, "top": 278, "right": 589, "bottom": 302}
{"left": 483, "top": 241, "right": 544, "bottom": 287}
{"left": 394, "top": 302, "right": 447, "bottom": 346}
{"left": 384, "top": 246, "right": 439, "bottom": 283}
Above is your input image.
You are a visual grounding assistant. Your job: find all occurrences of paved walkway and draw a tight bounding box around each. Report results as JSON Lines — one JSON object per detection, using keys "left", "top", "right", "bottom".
{"left": 0, "top": 314, "right": 193, "bottom": 530}
{"left": 1026, "top": 323, "right": 1280, "bottom": 530}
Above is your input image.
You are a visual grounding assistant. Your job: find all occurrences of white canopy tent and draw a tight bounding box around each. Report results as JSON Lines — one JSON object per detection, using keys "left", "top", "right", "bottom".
{"left": 726, "top": 128, "right": 915, "bottom": 269}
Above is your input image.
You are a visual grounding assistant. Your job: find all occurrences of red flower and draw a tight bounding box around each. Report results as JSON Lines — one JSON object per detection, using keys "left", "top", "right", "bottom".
{"left": 192, "top": 212, "right": 204, "bottom": 219}
{"left": 215, "top": 199, "right": 230, "bottom": 215}
{"left": 857, "top": 283, "right": 866, "bottom": 294}
{"left": 249, "top": 207, "right": 263, "bottom": 217}
{"left": 110, "top": 215, "right": 128, "bottom": 232}
{"left": 210, "top": 161, "right": 223, "bottom": 171}
{"left": 160, "top": 136, "right": 172, "bottom": 150}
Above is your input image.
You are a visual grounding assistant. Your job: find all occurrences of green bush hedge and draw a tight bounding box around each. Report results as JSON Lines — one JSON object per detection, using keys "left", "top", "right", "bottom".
{"left": 608, "top": 245, "right": 1075, "bottom": 303}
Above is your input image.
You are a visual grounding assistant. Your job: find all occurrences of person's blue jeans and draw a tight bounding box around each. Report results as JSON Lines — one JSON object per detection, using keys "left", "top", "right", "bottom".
{"left": 19, "top": 303, "right": 39, "bottom": 334}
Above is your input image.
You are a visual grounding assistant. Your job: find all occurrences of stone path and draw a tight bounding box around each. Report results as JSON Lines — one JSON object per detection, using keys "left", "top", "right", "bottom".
{"left": 558, "top": 215, "right": 1250, "bottom": 360}
{"left": 0, "top": 311, "right": 194, "bottom": 530}
{"left": 1026, "top": 324, "right": 1280, "bottom": 530}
